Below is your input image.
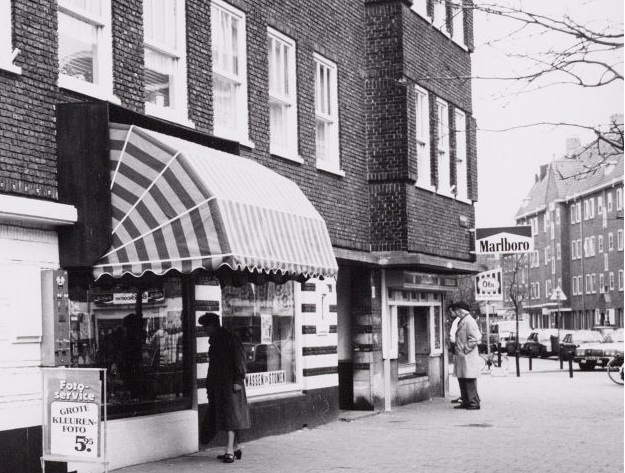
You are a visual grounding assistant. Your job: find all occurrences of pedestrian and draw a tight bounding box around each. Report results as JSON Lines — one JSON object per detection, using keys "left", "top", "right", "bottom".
{"left": 451, "top": 301, "right": 481, "bottom": 410}
{"left": 198, "top": 312, "right": 250, "bottom": 463}
{"left": 448, "top": 304, "right": 463, "bottom": 405}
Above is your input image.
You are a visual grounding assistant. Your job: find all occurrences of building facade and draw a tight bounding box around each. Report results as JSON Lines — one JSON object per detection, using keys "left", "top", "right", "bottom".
{"left": 508, "top": 137, "right": 624, "bottom": 331}
{"left": 0, "top": 1, "right": 478, "bottom": 471}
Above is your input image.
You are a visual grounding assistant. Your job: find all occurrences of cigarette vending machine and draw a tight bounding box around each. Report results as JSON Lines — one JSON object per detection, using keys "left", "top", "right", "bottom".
{"left": 41, "top": 269, "right": 70, "bottom": 366}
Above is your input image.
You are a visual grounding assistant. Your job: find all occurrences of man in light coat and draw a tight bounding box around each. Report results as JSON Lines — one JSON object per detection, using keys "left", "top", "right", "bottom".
{"left": 452, "top": 301, "right": 481, "bottom": 410}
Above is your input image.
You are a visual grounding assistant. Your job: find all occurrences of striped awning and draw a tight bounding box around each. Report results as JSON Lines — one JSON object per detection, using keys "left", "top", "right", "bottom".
{"left": 93, "top": 124, "right": 338, "bottom": 281}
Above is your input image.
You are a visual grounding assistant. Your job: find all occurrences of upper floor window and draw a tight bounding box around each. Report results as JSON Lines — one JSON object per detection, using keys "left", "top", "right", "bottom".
{"left": 211, "top": 0, "right": 249, "bottom": 143}
{"left": 618, "top": 229, "right": 624, "bottom": 251}
{"left": 58, "top": 0, "right": 115, "bottom": 101}
{"left": 619, "top": 270, "right": 623, "bottom": 291}
{"left": 415, "top": 85, "right": 431, "bottom": 189}
{"left": 411, "top": 0, "right": 429, "bottom": 20}
{"left": 607, "top": 192, "right": 613, "bottom": 211}
{"left": 0, "top": 1, "right": 20, "bottom": 74}
{"left": 617, "top": 188, "right": 623, "bottom": 211}
{"left": 268, "top": 28, "right": 298, "bottom": 160}
{"left": 598, "top": 195, "right": 604, "bottom": 215}
{"left": 583, "top": 200, "right": 589, "bottom": 220}
{"left": 589, "top": 198, "right": 595, "bottom": 218}
{"left": 608, "top": 232, "right": 614, "bottom": 251}
{"left": 599, "top": 235, "right": 604, "bottom": 253}
{"left": 436, "top": 99, "right": 451, "bottom": 194}
{"left": 143, "top": 0, "right": 190, "bottom": 125}
{"left": 556, "top": 243, "right": 561, "bottom": 260}
{"left": 570, "top": 206, "right": 576, "bottom": 224}
{"left": 576, "top": 202, "right": 581, "bottom": 222}
{"left": 314, "top": 54, "right": 341, "bottom": 173}
{"left": 544, "top": 210, "right": 550, "bottom": 232}
{"left": 454, "top": 109, "right": 468, "bottom": 200}
{"left": 432, "top": 0, "right": 448, "bottom": 33}
{"left": 450, "top": 0, "right": 465, "bottom": 46}
{"left": 555, "top": 208, "right": 560, "bottom": 224}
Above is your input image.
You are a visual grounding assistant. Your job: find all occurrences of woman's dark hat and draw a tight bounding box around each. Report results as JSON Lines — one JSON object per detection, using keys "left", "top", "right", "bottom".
{"left": 198, "top": 312, "right": 220, "bottom": 327}
{"left": 451, "top": 301, "right": 471, "bottom": 312}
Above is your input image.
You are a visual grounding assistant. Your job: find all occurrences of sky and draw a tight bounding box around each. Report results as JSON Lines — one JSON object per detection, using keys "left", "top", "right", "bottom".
{"left": 471, "top": 0, "right": 624, "bottom": 228}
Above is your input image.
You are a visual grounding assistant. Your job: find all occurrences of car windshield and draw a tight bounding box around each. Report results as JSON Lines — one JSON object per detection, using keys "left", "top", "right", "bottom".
{"left": 603, "top": 331, "right": 625, "bottom": 343}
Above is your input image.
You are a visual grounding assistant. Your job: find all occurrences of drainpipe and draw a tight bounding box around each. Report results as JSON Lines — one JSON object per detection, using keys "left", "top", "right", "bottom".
{"left": 381, "top": 268, "right": 391, "bottom": 412}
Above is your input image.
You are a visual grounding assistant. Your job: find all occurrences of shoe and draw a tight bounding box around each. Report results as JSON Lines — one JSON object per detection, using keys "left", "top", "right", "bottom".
{"left": 222, "top": 453, "right": 235, "bottom": 463}
{"left": 453, "top": 404, "right": 468, "bottom": 409}
{"left": 450, "top": 398, "right": 463, "bottom": 404}
{"left": 217, "top": 449, "right": 242, "bottom": 460}
{"left": 465, "top": 405, "right": 480, "bottom": 410}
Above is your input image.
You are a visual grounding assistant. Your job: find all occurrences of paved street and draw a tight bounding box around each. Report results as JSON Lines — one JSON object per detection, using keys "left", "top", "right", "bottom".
{"left": 115, "top": 358, "right": 623, "bottom": 473}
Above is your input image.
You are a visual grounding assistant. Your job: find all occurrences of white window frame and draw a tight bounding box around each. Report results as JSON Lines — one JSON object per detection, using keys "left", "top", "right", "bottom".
{"left": 410, "top": 0, "right": 430, "bottom": 21}
{"left": 544, "top": 246, "right": 549, "bottom": 265}
{"left": 436, "top": 98, "right": 451, "bottom": 195}
{"left": 450, "top": 0, "right": 465, "bottom": 47}
{"left": 267, "top": 28, "right": 298, "bottom": 161}
{"left": 415, "top": 85, "right": 432, "bottom": 190}
{"left": 591, "top": 274, "right": 597, "bottom": 293}
{"left": 599, "top": 235, "right": 604, "bottom": 253}
{"left": 0, "top": 1, "right": 20, "bottom": 74}
{"left": 454, "top": 109, "right": 468, "bottom": 201}
{"left": 618, "top": 230, "right": 623, "bottom": 251}
{"left": 571, "top": 278, "right": 576, "bottom": 296}
{"left": 590, "top": 236, "right": 596, "bottom": 256}
{"left": 608, "top": 232, "right": 614, "bottom": 251}
{"left": 556, "top": 243, "right": 561, "bottom": 260}
{"left": 607, "top": 192, "right": 613, "bottom": 211}
{"left": 585, "top": 275, "right": 591, "bottom": 294}
{"left": 143, "top": 0, "right": 192, "bottom": 127}
{"left": 609, "top": 272, "right": 615, "bottom": 291}
{"left": 617, "top": 188, "right": 623, "bottom": 211}
{"left": 599, "top": 273, "right": 605, "bottom": 293}
{"left": 314, "top": 53, "right": 342, "bottom": 175}
{"left": 211, "top": 0, "right": 251, "bottom": 145}
{"left": 571, "top": 241, "right": 576, "bottom": 260}
{"left": 619, "top": 270, "right": 623, "bottom": 291}
{"left": 57, "top": 0, "right": 118, "bottom": 103}
{"left": 555, "top": 207, "right": 560, "bottom": 224}
{"left": 576, "top": 202, "right": 581, "bottom": 222}
{"left": 589, "top": 198, "right": 595, "bottom": 218}
{"left": 551, "top": 257, "right": 555, "bottom": 275}
{"left": 432, "top": 0, "right": 449, "bottom": 35}
{"left": 604, "top": 253, "right": 609, "bottom": 271}
{"left": 598, "top": 196, "right": 603, "bottom": 215}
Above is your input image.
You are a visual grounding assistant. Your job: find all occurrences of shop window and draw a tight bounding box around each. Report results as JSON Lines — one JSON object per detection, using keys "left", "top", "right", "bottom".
{"left": 143, "top": 0, "right": 190, "bottom": 126}
{"left": 268, "top": 28, "right": 298, "bottom": 160}
{"left": 221, "top": 281, "right": 297, "bottom": 392}
{"left": 211, "top": 0, "right": 249, "bottom": 143}
{"left": 314, "top": 53, "right": 341, "bottom": 174}
{"left": 58, "top": 0, "right": 116, "bottom": 102}
{"left": 397, "top": 306, "right": 436, "bottom": 377}
{"left": 68, "top": 273, "right": 190, "bottom": 419}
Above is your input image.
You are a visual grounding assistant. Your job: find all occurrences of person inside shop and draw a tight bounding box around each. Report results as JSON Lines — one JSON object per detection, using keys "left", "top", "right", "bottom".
{"left": 199, "top": 312, "right": 250, "bottom": 463}
{"left": 119, "top": 312, "right": 147, "bottom": 400}
{"left": 450, "top": 301, "right": 482, "bottom": 410}
{"left": 448, "top": 304, "right": 463, "bottom": 405}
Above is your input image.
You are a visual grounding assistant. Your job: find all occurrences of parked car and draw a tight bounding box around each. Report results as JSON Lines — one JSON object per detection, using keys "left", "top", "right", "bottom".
{"left": 560, "top": 330, "right": 604, "bottom": 360}
{"left": 505, "top": 327, "right": 534, "bottom": 356}
{"left": 523, "top": 329, "right": 573, "bottom": 358}
{"left": 574, "top": 329, "right": 625, "bottom": 371}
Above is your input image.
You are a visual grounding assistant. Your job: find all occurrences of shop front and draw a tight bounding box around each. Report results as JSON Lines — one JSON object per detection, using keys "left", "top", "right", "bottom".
{"left": 57, "top": 103, "right": 339, "bottom": 472}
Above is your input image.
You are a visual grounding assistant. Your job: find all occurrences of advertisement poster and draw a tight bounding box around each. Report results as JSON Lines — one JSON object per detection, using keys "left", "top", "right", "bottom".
{"left": 42, "top": 368, "right": 106, "bottom": 464}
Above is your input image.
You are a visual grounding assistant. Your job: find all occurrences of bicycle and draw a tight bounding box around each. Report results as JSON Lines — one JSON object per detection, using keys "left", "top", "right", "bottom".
{"left": 606, "top": 354, "right": 624, "bottom": 385}
{"left": 480, "top": 352, "right": 509, "bottom": 373}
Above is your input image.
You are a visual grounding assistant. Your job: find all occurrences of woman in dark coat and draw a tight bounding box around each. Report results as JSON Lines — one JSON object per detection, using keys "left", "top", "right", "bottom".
{"left": 199, "top": 313, "right": 250, "bottom": 463}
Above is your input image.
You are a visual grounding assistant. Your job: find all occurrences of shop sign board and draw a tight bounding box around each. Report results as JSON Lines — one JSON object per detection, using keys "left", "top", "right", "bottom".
{"left": 475, "top": 268, "right": 503, "bottom": 301}
{"left": 386, "top": 270, "right": 458, "bottom": 290}
{"left": 42, "top": 368, "right": 107, "bottom": 470}
{"left": 475, "top": 226, "right": 533, "bottom": 255}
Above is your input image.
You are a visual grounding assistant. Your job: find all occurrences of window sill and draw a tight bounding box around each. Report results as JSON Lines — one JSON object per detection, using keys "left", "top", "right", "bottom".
{"left": 0, "top": 61, "right": 21, "bottom": 75}
{"left": 451, "top": 38, "right": 469, "bottom": 52}
{"left": 270, "top": 148, "right": 303, "bottom": 164}
{"left": 59, "top": 75, "right": 121, "bottom": 105}
{"left": 145, "top": 103, "right": 195, "bottom": 129}
{"left": 213, "top": 130, "right": 255, "bottom": 149}
{"left": 415, "top": 182, "right": 436, "bottom": 193}
{"left": 316, "top": 160, "right": 345, "bottom": 177}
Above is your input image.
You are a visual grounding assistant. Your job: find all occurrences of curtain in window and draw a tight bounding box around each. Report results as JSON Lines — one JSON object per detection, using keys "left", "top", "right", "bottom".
{"left": 58, "top": 13, "right": 98, "bottom": 83}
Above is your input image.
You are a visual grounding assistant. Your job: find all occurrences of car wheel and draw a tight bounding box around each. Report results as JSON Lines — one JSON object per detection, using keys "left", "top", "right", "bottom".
{"left": 579, "top": 361, "right": 596, "bottom": 371}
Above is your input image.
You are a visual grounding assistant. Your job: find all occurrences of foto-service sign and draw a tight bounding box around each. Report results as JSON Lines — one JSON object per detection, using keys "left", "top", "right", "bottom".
{"left": 475, "top": 226, "right": 533, "bottom": 255}
{"left": 475, "top": 268, "right": 503, "bottom": 301}
{"left": 42, "top": 368, "right": 105, "bottom": 464}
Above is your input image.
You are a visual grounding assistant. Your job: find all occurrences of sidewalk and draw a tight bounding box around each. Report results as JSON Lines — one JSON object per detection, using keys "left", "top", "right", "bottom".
{"left": 114, "top": 359, "right": 623, "bottom": 473}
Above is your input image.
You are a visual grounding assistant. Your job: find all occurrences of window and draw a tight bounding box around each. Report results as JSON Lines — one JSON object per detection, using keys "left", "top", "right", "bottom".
{"left": 222, "top": 281, "right": 297, "bottom": 394}
{"left": 607, "top": 192, "right": 613, "bottom": 211}
{"left": 556, "top": 243, "right": 561, "bottom": 260}
{"left": 436, "top": 99, "right": 451, "bottom": 194}
{"left": 545, "top": 279, "right": 552, "bottom": 298}
{"left": 397, "top": 306, "right": 439, "bottom": 376}
{"left": 576, "top": 202, "right": 581, "bottom": 222}
{"left": 604, "top": 253, "right": 609, "bottom": 271}
{"left": 598, "top": 196, "right": 603, "bottom": 215}
{"left": 550, "top": 223, "right": 555, "bottom": 240}
{"left": 555, "top": 208, "right": 560, "bottom": 224}
{"left": 0, "top": 1, "right": 19, "bottom": 73}
{"left": 570, "top": 206, "right": 576, "bottom": 224}
{"left": 609, "top": 272, "right": 615, "bottom": 291}
{"left": 584, "top": 237, "right": 589, "bottom": 257}
{"left": 58, "top": 0, "right": 116, "bottom": 101}
{"left": 68, "top": 274, "right": 190, "bottom": 418}
{"left": 411, "top": 0, "right": 429, "bottom": 19}
{"left": 608, "top": 232, "right": 614, "bottom": 251}
{"left": 544, "top": 246, "right": 550, "bottom": 265}
{"left": 315, "top": 54, "right": 341, "bottom": 173}
{"left": 211, "top": 0, "right": 249, "bottom": 142}
{"left": 572, "top": 278, "right": 577, "bottom": 296}
{"left": 571, "top": 241, "right": 576, "bottom": 260}
{"left": 618, "top": 230, "right": 623, "bottom": 251}
{"left": 536, "top": 250, "right": 540, "bottom": 267}
{"left": 585, "top": 274, "right": 591, "bottom": 294}
{"left": 619, "top": 270, "right": 623, "bottom": 291}
{"left": 591, "top": 274, "right": 597, "bottom": 293}
{"left": 415, "top": 86, "right": 431, "bottom": 188}
{"left": 583, "top": 200, "right": 589, "bottom": 220}
{"left": 603, "top": 210, "right": 608, "bottom": 229}
{"left": 617, "top": 188, "right": 623, "bottom": 211}
{"left": 599, "top": 273, "right": 605, "bottom": 293}
{"left": 143, "top": 0, "right": 190, "bottom": 125}
{"left": 432, "top": 0, "right": 449, "bottom": 32}
{"left": 450, "top": 0, "right": 465, "bottom": 45}
{"left": 589, "top": 198, "right": 595, "bottom": 218}
{"left": 590, "top": 236, "right": 596, "bottom": 256}
{"left": 454, "top": 109, "right": 468, "bottom": 199}
{"left": 268, "top": 28, "right": 298, "bottom": 160}
{"left": 599, "top": 235, "right": 604, "bottom": 253}
{"left": 551, "top": 257, "right": 555, "bottom": 275}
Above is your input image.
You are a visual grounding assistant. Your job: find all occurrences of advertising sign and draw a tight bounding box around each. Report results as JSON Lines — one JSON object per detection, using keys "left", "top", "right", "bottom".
{"left": 475, "top": 268, "right": 503, "bottom": 301}
{"left": 42, "top": 368, "right": 107, "bottom": 469}
{"left": 475, "top": 226, "right": 533, "bottom": 255}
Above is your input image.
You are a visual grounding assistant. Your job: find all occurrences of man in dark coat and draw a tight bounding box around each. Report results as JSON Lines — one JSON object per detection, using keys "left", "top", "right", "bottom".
{"left": 199, "top": 313, "right": 250, "bottom": 463}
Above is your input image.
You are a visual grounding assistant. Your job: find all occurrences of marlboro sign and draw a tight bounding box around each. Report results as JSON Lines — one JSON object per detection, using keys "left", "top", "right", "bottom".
{"left": 475, "top": 226, "right": 533, "bottom": 255}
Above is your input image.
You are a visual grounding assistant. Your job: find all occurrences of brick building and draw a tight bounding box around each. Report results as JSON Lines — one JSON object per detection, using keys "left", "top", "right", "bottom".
{"left": 507, "top": 134, "right": 624, "bottom": 331}
{"left": 0, "top": 0, "right": 477, "bottom": 471}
